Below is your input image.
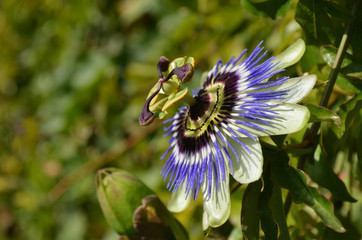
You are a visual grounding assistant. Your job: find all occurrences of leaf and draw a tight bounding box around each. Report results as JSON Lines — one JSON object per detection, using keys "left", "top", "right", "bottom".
{"left": 241, "top": 0, "right": 291, "bottom": 19}
{"left": 295, "top": 0, "right": 351, "bottom": 45}
{"left": 257, "top": 166, "right": 279, "bottom": 240}
{"left": 320, "top": 45, "right": 362, "bottom": 79}
{"left": 331, "top": 93, "right": 362, "bottom": 138}
{"left": 269, "top": 182, "right": 290, "bottom": 240}
{"left": 321, "top": 65, "right": 362, "bottom": 94}
{"left": 306, "top": 145, "right": 356, "bottom": 202}
{"left": 263, "top": 153, "right": 291, "bottom": 240}
{"left": 241, "top": 181, "right": 261, "bottom": 240}
{"left": 271, "top": 151, "right": 346, "bottom": 233}
{"left": 302, "top": 103, "right": 342, "bottom": 126}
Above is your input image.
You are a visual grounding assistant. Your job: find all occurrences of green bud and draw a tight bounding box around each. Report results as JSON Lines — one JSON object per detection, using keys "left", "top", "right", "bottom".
{"left": 96, "top": 168, "right": 154, "bottom": 235}
{"left": 161, "top": 77, "right": 180, "bottom": 95}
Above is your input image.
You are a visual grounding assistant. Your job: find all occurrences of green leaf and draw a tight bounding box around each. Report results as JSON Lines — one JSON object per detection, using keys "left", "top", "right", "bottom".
{"left": 257, "top": 166, "right": 279, "bottom": 240}
{"left": 320, "top": 45, "right": 362, "bottom": 79}
{"left": 302, "top": 102, "right": 342, "bottom": 126}
{"left": 241, "top": 0, "right": 291, "bottom": 19}
{"left": 306, "top": 145, "right": 356, "bottom": 202}
{"left": 265, "top": 151, "right": 291, "bottom": 240}
{"left": 241, "top": 181, "right": 261, "bottom": 240}
{"left": 331, "top": 93, "right": 362, "bottom": 138}
{"left": 271, "top": 151, "right": 346, "bottom": 233}
{"left": 295, "top": 0, "right": 351, "bottom": 45}
{"left": 269, "top": 182, "right": 290, "bottom": 240}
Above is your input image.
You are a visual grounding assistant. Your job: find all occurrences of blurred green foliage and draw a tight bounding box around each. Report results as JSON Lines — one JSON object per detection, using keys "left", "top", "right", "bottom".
{"left": 0, "top": 0, "right": 360, "bottom": 239}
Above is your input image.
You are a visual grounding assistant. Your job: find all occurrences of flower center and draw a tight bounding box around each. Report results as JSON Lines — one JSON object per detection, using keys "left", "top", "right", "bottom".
{"left": 184, "top": 83, "right": 225, "bottom": 138}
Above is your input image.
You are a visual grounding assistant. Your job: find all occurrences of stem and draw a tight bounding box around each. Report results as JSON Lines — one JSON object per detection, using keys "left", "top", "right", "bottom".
{"left": 284, "top": 0, "right": 361, "bottom": 215}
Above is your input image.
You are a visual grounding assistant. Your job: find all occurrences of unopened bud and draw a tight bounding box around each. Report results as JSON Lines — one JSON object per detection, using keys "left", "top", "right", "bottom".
{"left": 96, "top": 168, "right": 153, "bottom": 235}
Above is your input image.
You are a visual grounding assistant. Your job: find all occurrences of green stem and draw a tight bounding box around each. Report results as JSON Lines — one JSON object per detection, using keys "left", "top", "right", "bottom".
{"left": 284, "top": 0, "right": 361, "bottom": 216}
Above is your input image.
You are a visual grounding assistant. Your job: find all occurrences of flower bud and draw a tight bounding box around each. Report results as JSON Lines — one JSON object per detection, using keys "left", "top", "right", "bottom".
{"left": 96, "top": 168, "right": 153, "bottom": 235}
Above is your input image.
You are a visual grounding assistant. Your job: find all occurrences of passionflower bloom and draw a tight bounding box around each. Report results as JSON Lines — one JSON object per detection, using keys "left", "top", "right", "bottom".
{"left": 139, "top": 39, "right": 316, "bottom": 229}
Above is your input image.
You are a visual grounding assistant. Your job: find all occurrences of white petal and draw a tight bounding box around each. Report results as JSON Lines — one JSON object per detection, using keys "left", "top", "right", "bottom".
{"left": 202, "top": 171, "right": 231, "bottom": 228}
{"left": 230, "top": 102, "right": 310, "bottom": 137}
{"left": 249, "top": 74, "right": 317, "bottom": 104}
{"left": 202, "top": 211, "right": 210, "bottom": 230}
{"left": 228, "top": 137, "right": 263, "bottom": 184}
{"left": 272, "top": 38, "right": 306, "bottom": 72}
{"left": 167, "top": 181, "right": 191, "bottom": 213}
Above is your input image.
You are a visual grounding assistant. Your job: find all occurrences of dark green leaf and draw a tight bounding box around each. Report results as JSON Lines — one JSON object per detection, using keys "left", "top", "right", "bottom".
{"left": 258, "top": 166, "right": 278, "bottom": 240}
{"left": 319, "top": 214, "right": 362, "bottom": 240}
{"left": 306, "top": 145, "right": 356, "bottom": 202}
{"left": 271, "top": 151, "right": 346, "bottom": 232}
{"left": 269, "top": 182, "right": 290, "bottom": 240}
{"left": 350, "top": 13, "right": 362, "bottom": 62}
{"left": 271, "top": 135, "right": 287, "bottom": 147}
{"left": 295, "top": 0, "right": 351, "bottom": 45}
{"left": 241, "top": 181, "right": 262, "bottom": 240}
{"left": 241, "top": 0, "right": 291, "bottom": 19}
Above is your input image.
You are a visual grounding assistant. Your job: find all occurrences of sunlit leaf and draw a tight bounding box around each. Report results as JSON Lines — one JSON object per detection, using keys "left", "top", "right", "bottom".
{"left": 320, "top": 45, "right": 362, "bottom": 79}
{"left": 302, "top": 103, "right": 341, "bottom": 126}
{"left": 331, "top": 93, "right": 362, "bottom": 138}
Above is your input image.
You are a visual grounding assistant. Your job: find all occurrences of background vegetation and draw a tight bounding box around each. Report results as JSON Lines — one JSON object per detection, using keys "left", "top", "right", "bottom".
{"left": 0, "top": 0, "right": 360, "bottom": 239}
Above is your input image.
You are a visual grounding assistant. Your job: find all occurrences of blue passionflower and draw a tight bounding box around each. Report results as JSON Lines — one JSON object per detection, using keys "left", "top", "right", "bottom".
{"left": 140, "top": 39, "right": 316, "bottom": 229}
